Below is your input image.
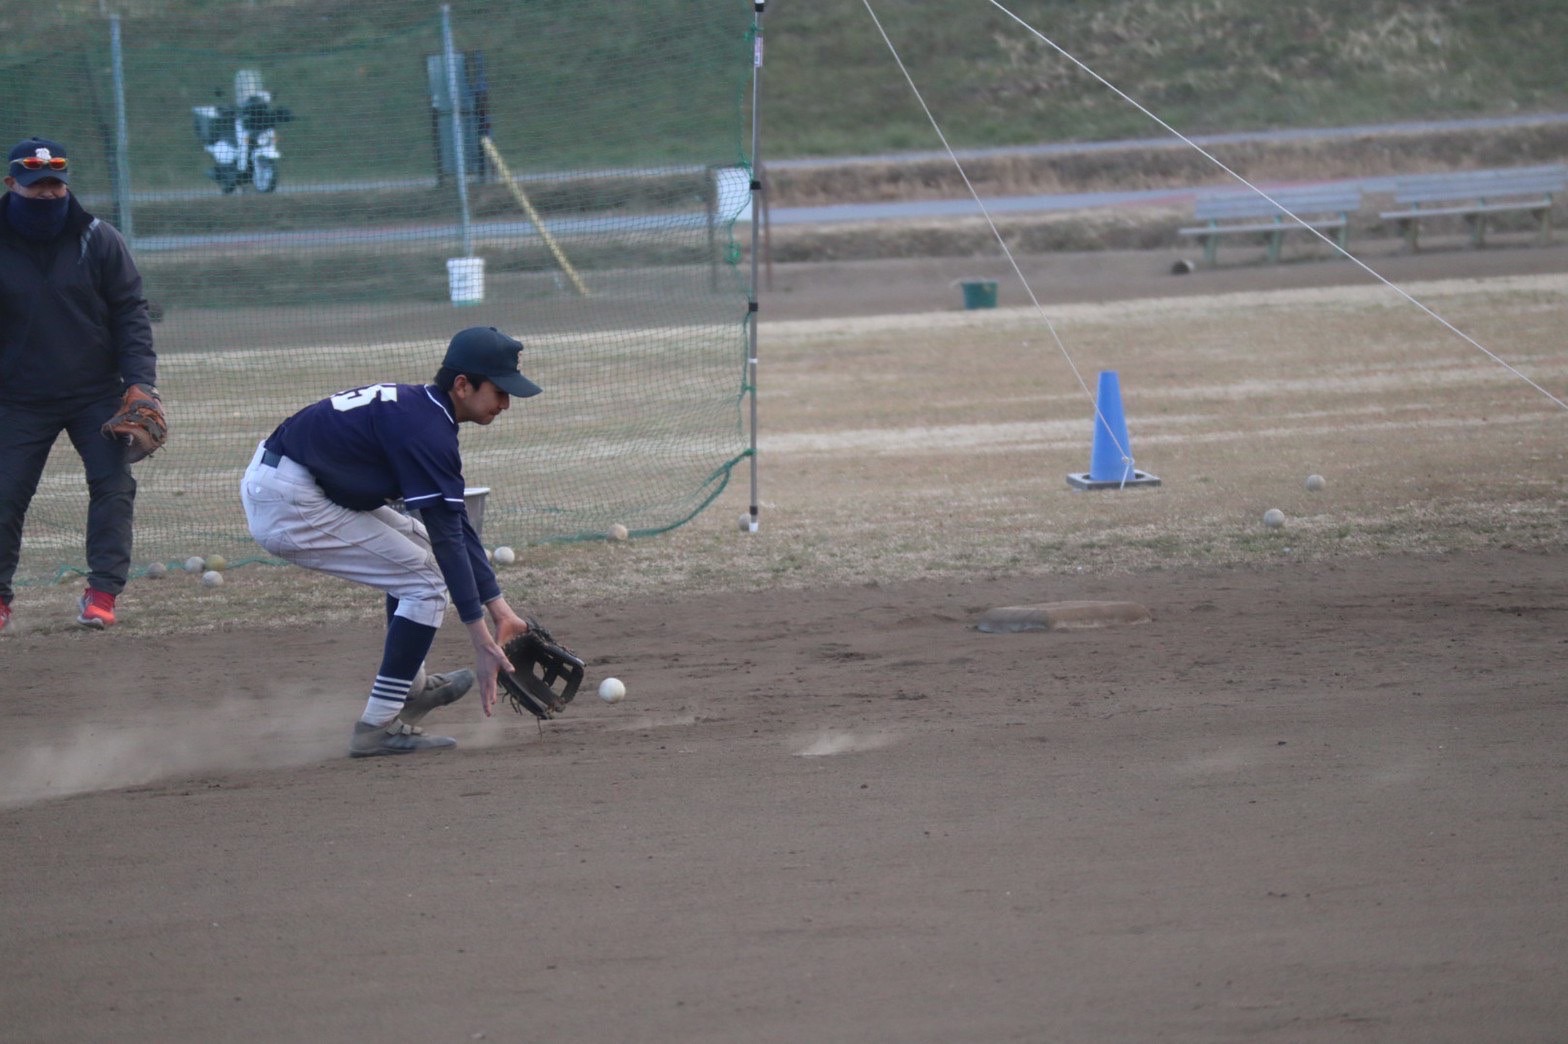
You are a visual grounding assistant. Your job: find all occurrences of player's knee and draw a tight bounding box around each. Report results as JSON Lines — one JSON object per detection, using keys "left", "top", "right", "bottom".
{"left": 392, "top": 587, "right": 449, "bottom": 628}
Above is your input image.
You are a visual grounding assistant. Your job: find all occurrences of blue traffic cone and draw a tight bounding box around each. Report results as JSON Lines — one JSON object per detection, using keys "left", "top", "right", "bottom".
{"left": 1066, "top": 370, "right": 1161, "bottom": 490}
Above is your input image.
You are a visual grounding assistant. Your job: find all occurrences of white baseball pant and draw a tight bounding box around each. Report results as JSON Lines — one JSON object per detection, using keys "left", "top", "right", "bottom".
{"left": 240, "top": 442, "right": 451, "bottom": 628}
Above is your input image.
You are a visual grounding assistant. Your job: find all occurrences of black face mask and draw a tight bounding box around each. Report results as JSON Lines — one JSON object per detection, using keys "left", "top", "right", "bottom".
{"left": 4, "top": 191, "right": 70, "bottom": 242}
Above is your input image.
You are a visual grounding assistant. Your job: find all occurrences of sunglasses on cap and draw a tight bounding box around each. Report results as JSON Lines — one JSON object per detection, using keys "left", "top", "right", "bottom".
{"left": 11, "top": 156, "right": 68, "bottom": 172}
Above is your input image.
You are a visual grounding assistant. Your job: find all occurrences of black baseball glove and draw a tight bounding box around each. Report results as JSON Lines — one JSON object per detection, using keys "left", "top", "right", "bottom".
{"left": 498, "top": 618, "right": 585, "bottom": 720}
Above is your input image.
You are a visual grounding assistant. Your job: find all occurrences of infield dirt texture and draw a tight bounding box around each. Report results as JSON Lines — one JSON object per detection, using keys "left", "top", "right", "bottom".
{"left": 2, "top": 242, "right": 1566, "bottom": 1041}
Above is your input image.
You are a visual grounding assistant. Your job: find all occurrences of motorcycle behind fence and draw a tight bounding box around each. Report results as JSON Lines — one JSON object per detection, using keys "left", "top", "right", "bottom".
{"left": 191, "top": 72, "right": 294, "bottom": 194}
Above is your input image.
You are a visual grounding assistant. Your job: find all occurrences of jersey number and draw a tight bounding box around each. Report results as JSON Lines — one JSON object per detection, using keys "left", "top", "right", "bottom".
{"left": 330, "top": 384, "right": 399, "bottom": 411}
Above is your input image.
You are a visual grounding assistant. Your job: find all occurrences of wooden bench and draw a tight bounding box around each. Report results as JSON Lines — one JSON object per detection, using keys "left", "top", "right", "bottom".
{"left": 1178, "top": 185, "right": 1362, "bottom": 267}
{"left": 1378, "top": 164, "right": 1567, "bottom": 251}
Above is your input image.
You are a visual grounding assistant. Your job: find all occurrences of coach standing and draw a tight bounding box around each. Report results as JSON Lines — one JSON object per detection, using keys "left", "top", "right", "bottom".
{"left": 0, "top": 136, "right": 158, "bottom": 633}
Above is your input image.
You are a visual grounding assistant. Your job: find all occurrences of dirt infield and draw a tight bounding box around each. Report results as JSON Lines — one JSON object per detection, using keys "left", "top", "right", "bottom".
{"left": 3, "top": 245, "right": 1567, "bottom": 1041}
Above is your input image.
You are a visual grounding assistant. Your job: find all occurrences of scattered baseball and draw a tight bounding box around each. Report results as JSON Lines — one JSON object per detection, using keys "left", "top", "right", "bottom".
{"left": 738, "top": 513, "right": 754, "bottom": 533}
{"left": 200, "top": 570, "right": 224, "bottom": 587}
{"left": 1263, "top": 508, "right": 1286, "bottom": 529}
{"left": 145, "top": 561, "right": 167, "bottom": 579}
{"left": 598, "top": 677, "right": 626, "bottom": 703}
{"left": 183, "top": 555, "right": 205, "bottom": 574}
{"left": 493, "top": 545, "right": 515, "bottom": 565}
{"left": 607, "top": 523, "right": 628, "bottom": 542}
{"left": 205, "top": 553, "right": 227, "bottom": 571}
{"left": 1305, "top": 473, "right": 1326, "bottom": 492}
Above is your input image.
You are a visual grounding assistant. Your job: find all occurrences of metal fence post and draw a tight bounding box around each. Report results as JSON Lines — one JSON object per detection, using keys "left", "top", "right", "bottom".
{"left": 109, "top": 13, "right": 134, "bottom": 241}
{"left": 441, "top": 4, "right": 474, "bottom": 257}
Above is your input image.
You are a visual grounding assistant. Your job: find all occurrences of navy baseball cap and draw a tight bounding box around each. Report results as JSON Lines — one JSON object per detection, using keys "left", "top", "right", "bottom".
{"left": 443, "top": 326, "right": 542, "bottom": 398}
{"left": 7, "top": 137, "right": 70, "bottom": 187}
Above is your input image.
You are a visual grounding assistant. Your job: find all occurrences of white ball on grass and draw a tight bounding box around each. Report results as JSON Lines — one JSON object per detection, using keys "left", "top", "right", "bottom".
{"left": 493, "top": 546, "right": 515, "bottom": 565}
{"left": 183, "top": 555, "right": 205, "bottom": 574}
{"left": 1305, "top": 474, "right": 1326, "bottom": 492}
{"left": 1263, "top": 508, "right": 1286, "bottom": 529}
{"left": 607, "top": 524, "right": 628, "bottom": 542}
{"left": 200, "top": 570, "right": 224, "bottom": 587}
{"left": 145, "top": 561, "right": 168, "bottom": 579}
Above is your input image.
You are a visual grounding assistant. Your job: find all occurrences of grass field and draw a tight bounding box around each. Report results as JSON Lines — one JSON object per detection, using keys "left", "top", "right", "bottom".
{"left": 10, "top": 262, "right": 1563, "bottom": 634}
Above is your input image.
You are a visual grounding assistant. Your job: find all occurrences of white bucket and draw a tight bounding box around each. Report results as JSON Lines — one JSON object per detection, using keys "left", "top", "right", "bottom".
{"left": 390, "top": 486, "right": 489, "bottom": 538}
{"left": 463, "top": 486, "right": 489, "bottom": 538}
{"left": 446, "top": 257, "right": 485, "bottom": 306}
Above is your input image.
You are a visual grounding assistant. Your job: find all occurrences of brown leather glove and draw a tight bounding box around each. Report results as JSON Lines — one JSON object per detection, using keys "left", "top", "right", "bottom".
{"left": 101, "top": 384, "right": 168, "bottom": 463}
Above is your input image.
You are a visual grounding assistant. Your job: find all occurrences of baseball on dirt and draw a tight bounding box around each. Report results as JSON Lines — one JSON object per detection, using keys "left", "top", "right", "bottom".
{"left": 598, "top": 677, "right": 626, "bottom": 703}
{"left": 1263, "top": 508, "right": 1286, "bottom": 528}
{"left": 183, "top": 555, "right": 205, "bottom": 573}
{"left": 493, "top": 545, "right": 515, "bottom": 565}
{"left": 607, "top": 523, "right": 628, "bottom": 542}
{"left": 201, "top": 570, "right": 224, "bottom": 587}
{"left": 1305, "top": 473, "right": 1326, "bottom": 492}
{"left": 145, "top": 561, "right": 167, "bottom": 579}
{"left": 205, "top": 553, "right": 227, "bottom": 571}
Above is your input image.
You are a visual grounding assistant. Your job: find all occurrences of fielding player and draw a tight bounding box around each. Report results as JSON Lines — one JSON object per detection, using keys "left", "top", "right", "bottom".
{"left": 241, "top": 327, "right": 538, "bottom": 757}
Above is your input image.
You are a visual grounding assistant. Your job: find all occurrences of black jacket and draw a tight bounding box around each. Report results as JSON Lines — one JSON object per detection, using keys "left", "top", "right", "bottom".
{"left": 0, "top": 192, "right": 156, "bottom": 407}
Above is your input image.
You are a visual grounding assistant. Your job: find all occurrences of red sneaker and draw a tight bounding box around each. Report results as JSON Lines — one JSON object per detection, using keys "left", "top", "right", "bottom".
{"left": 0, "top": 600, "right": 11, "bottom": 633}
{"left": 76, "top": 588, "right": 117, "bottom": 629}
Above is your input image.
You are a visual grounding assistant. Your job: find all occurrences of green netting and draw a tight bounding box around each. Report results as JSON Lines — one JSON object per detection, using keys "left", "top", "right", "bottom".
{"left": 4, "top": 0, "right": 758, "bottom": 587}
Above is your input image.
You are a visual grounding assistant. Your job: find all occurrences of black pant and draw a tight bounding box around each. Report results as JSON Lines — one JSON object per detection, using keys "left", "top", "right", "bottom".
{"left": 0, "top": 393, "right": 136, "bottom": 602}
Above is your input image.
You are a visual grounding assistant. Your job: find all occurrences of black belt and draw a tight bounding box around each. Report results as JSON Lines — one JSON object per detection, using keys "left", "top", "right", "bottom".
{"left": 261, "top": 449, "right": 282, "bottom": 467}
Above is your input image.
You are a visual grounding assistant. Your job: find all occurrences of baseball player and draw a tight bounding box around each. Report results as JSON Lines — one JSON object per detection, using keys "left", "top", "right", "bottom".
{"left": 0, "top": 136, "right": 158, "bottom": 632}
{"left": 241, "top": 326, "right": 538, "bottom": 757}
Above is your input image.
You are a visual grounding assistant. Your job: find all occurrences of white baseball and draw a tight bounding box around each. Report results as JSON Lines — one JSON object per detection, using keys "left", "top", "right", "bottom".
{"left": 1305, "top": 474, "right": 1326, "bottom": 492}
{"left": 494, "top": 546, "right": 515, "bottom": 565}
{"left": 598, "top": 677, "right": 626, "bottom": 703}
{"left": 607, "top": 523, "right": 629, "bottom": 542}
{"left": 201, "top": 570, "right": 224, "bottom": 587}
{"left": 1263, "top": 508, "right": 1286, "bottom": 528}
{"left": 145, "top": 561, "right": 168, "bottom": 579}
{"left": 183, "top": 555, "right": 205, "bottom": 573}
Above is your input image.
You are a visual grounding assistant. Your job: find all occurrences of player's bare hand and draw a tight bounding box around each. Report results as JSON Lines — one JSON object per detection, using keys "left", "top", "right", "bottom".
{"left": 474, "top": 641, "right": 514, "bottom": 717}
{"left": 466, "top": 615, "right": 514, "bottom": 717}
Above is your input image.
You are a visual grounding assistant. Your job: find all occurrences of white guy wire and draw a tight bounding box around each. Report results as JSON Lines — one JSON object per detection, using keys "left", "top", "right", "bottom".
{"left": 987, "top": 0, "right": 1568, "bottom": 413}
{"left": 858, "top": 0, "right": 1142, "bottom": 484}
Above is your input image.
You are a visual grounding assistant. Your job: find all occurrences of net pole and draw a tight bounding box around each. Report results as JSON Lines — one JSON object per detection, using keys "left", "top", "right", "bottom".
{"left": 109, "top": 14, "right": 135, "bottom": 241}
{"left": 744, "top": 0, "right": 766, "bottom": 534}
{"left": 440, "top": 4, "right": 474, "bottom": 257}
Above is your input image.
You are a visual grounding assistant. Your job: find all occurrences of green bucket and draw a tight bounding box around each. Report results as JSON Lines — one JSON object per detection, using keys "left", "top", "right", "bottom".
{"left": 960, "top": 279, "right": 997, "bottom": 309}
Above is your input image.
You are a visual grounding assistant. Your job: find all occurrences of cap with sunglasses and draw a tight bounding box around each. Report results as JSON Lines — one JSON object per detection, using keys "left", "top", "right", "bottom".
{"left": 7, "top": 137, "right": 70, "bottom": 187}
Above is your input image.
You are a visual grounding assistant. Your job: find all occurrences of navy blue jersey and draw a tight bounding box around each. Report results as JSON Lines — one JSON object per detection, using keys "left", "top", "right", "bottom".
{"left": 266, "top": 382, "right": 501, "bottom": 622}
{"left": 268, "top": 382, "right": 463, "bottom": 513}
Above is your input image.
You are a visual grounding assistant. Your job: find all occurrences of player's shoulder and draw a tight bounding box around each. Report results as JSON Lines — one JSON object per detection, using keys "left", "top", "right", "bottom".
{"left": 409, "top": 383, "right": 458, "bottom": 425}
{"left": 321, "top": 382, "right": 449, "bottom": 418}
{"left": 379, "top": 383, "right": 459, "bottom": 434}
